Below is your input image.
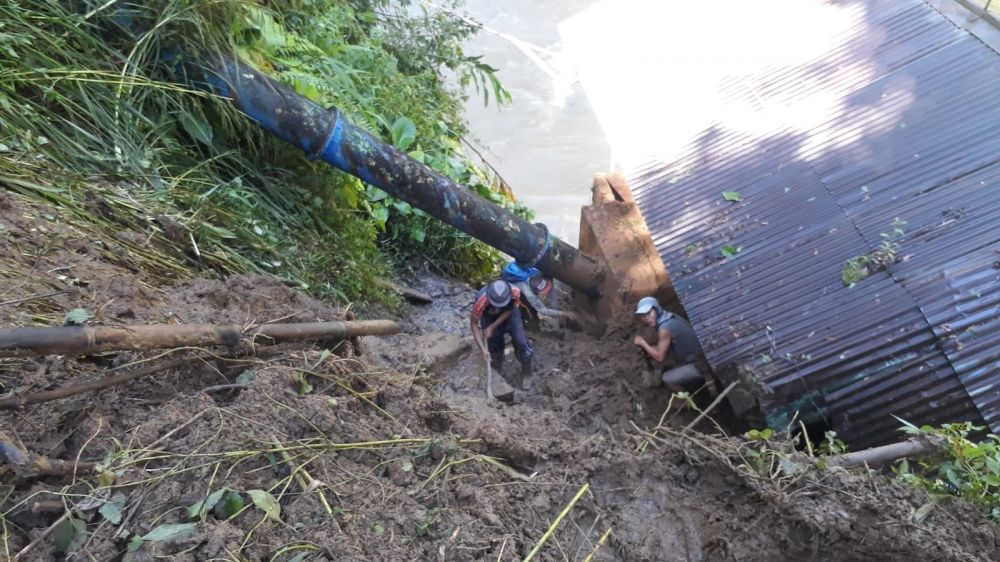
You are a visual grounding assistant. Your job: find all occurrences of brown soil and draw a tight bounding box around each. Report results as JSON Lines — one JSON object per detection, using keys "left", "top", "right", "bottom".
{"left": 1, "top": 191, "right": 999, "bottom": 561}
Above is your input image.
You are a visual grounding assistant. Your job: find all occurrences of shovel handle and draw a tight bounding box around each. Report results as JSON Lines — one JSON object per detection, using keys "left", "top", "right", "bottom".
{"left": 484, "top": 354, "right": 495, "bottom": 401}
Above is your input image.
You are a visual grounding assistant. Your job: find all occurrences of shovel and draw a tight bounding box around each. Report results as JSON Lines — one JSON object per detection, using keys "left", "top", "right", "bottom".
{"left": 482, "top": 351, "right": 514, "bottom": 403}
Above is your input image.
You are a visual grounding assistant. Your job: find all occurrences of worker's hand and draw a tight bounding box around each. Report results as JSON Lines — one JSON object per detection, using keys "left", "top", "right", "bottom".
{"left": 484, "top": 325, "right": 495, "bottom": 340}
{"left": 633, "top": 335, "right": 645, "bottom": 347}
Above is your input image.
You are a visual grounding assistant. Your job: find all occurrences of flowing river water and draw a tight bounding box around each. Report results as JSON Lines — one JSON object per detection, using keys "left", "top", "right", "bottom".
{"left": 459, "top": 0, "right": 609, "bottom": 245}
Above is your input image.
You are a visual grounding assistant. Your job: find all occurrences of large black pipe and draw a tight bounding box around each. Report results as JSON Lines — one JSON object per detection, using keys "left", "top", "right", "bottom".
{"left": 196, "top": 58, "right": 604, "bottom": 296}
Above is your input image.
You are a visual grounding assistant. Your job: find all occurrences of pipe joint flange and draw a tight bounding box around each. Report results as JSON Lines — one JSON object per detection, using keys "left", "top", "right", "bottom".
{"left": 311, "top": 106, "right": 341, "bottom": 161}
{"left": 522, "top": 223, "right": 552, "bottom": 268}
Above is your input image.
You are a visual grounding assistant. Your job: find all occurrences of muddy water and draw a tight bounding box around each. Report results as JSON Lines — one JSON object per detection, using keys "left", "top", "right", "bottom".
{"left": 460, "top": 0, "right": 610, "bottom": 245}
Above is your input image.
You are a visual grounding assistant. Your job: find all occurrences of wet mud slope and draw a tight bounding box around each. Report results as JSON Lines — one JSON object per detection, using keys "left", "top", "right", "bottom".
{"left": 1, "top": 190, "right": 998, "bottom": 561}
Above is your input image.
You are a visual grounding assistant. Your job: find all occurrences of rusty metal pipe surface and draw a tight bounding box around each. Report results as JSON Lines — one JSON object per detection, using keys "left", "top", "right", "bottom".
{"left": 0, "top": 320, "right": 401, "bottom": 357}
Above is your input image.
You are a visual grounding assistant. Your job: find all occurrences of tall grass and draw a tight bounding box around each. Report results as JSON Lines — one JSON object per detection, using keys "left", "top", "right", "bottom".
{"left": 0, "top": 0, "right": 514, "bottom": 302}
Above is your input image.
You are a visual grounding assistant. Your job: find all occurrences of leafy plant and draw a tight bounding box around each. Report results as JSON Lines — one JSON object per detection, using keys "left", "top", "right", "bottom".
{"left": 841, "top": 218, "right": 906, "bottom": 286}
{"left": 818, "top": 430, "right": 848, "bottom": 455}
{"left": 99, "top": 493, "right": 127, "bottom": 525}
{"left": 247, "top": 489, "right": 281, "bottom": 522}
{"left": 52, "top": 514, "right": 87, "bottom": 554}
{"left": 1, "top": 0, "right": 518, "bottom": 305}
{"left": 64, "top": 308, "right": 92, "bottom": 326}
{"left": 893, "top": 420, "right": 1000, "bottom": 523}
{"left": 720, "top": 244, "right": 742, "bottom": 260}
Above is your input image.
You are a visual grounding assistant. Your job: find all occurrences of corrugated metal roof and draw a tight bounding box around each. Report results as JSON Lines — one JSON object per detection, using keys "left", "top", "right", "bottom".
{"left": 628, "top": 0, "right": 1000, "bottom": 447}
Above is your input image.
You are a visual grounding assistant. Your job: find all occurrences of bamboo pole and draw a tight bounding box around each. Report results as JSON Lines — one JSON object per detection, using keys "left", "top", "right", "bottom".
{"left": 523, "top": 483, "right": 590, "bottom": 562}
{"left": 0, "top": 320, "right": 402, "bottom": 357}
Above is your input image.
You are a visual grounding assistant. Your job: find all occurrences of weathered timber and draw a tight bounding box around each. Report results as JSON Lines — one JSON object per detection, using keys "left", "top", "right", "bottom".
{"left": 376, "top": 279, "right": 433, "bottom": 304}
{"left": 0, "top": 320, "right": 401, "bottom": 357}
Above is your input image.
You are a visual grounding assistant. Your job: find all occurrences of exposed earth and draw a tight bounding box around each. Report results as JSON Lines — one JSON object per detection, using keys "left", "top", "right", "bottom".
{"left": 1, "top": 189, "right": 999, "bottom": 561}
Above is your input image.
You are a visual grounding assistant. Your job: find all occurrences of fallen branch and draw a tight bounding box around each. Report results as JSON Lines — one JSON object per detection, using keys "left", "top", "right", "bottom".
{"left": 0, "top": 320, "right": 402, "bottom": 357}
{"left": 0, "top": 290, "right": 71, "bottom": 307}
{"left": 12, "top": 510, "right": 71, "bottom": 561}
{"left": 376, "top": 279, "right": 433, "bottom": 304}
{"left": 0, "top": 355, "right": 200, "bottom": 409}
{"left": 683, "top": 381, "right": 739, "bottom": 432}
{"left": 0, "top": 431, "right": 97, "bottom": 478}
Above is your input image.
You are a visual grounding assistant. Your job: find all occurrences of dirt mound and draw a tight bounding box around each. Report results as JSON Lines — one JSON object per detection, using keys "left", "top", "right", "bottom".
{"left": 1, "top": 192, "right": 999, "bottom": 561}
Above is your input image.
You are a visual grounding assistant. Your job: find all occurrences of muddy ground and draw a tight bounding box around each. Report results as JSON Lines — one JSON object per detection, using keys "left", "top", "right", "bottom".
{"left": 1, "top": 189, "right": 999, "bottom": 561}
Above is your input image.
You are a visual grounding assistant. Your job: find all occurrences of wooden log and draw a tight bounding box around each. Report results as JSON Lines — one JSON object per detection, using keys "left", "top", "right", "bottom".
{"left": 0, "top": 320, "right": 402, "bottom": 357}
{"left": 376, "top": 279, "right": 433, "bottom": 304}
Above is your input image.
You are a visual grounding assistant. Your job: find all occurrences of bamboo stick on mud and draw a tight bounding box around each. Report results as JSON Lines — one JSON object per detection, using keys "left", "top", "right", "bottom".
{"left": 523, "top": 482, "right": 590, "bottom": 562}
{"left": 0, "top": 320, "right": 402, "bottom": 357}
{"left": 582, "top": 526, "right": 613, "bottom": 562}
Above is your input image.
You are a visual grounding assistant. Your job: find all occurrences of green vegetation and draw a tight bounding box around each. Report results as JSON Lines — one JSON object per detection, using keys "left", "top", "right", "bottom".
{"left": 841, "top": 217, "right": 906, "bottom": 286}
{"left": 0, "top": 0, "right": 525, "bottom": 303}
{"left": 894, "top": 420, "right": 1000, "bottom": 523}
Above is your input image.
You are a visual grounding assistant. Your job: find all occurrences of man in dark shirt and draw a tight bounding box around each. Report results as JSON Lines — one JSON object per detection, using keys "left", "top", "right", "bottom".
{"left": 471, "top": 279, "right": 534, "bottom": 388}
{"left": 633, "top": 296, "right": 707, "bottom": 392}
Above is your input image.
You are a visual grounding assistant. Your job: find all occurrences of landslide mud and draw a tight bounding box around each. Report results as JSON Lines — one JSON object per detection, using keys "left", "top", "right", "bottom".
{"left": 1, "top": 193, "right": 998, "bottom": 561}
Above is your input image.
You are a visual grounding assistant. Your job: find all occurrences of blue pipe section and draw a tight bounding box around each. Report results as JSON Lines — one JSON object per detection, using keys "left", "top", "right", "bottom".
{"left": 196, "top": 57, "right": 603, "bottom": 296}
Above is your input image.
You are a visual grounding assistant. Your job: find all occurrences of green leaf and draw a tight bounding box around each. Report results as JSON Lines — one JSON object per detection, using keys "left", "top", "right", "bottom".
{"left": 366, "top": 186, "right": 389, "bottom": 202}
{"left": 247, "top": 489, "right": 281, "bottom": 522}
{"left": 372, "top": 205, "right": 389, "bottom": 230}
{"left": 53, "top": 515, "right": 86, "bottom": 553}
{"left": 392, "top": 200, "right": 412, "bottom": 215}
{"left": 178, "top": 111, "right": 214, "bottom": 145}
{"left": 373, "top": 522, "right": 385, "bottom": 535}
{"left": 893, "top": 415, "right": 920, "bottom": 434}
{"left": 235, "top": 371, "right": 255, "bottom": 386}
{"left": 390, "top": 117, "right": 417, "bottom": 151}
{"left": 722, "top": 191, "right": 742, "bottom": 202}
{"left": 213, "top": 490, "right": 245, "bottom": 520}
{"left": 720, "top": 245, "right": 742, "bottom": 260}
{"left": 298, "top": 375, "right": 314, "bottom": 395}
{"left": 779, "top": 456, "right": 802, "bottom": 476}
{"left": 142, "top": 522, "right": 197, "bottom": 542}
{"left": 188, "top": 488, "right": 226, "bottom": 520}
{"left": 409, "top": 226, "right": 426, "bottom": 243}
{"left": 127, "top": 534, "right": 144, "bottom": 552}
{"left": 64, "top": 308, "right": 91, "bottom": 326}
{"left": 99, "top": 492, "right": 127, "bottom": 525}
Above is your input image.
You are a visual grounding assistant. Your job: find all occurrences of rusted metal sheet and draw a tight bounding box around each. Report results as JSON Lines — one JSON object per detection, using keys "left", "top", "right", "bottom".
{"left": 629, "top": 0, "right": 1000, "bottom": 447}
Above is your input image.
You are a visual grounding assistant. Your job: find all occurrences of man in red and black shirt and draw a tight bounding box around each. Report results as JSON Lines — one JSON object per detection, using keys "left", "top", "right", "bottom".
{"left": 471, "top": 279, "right": 534, "bottom": 385}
